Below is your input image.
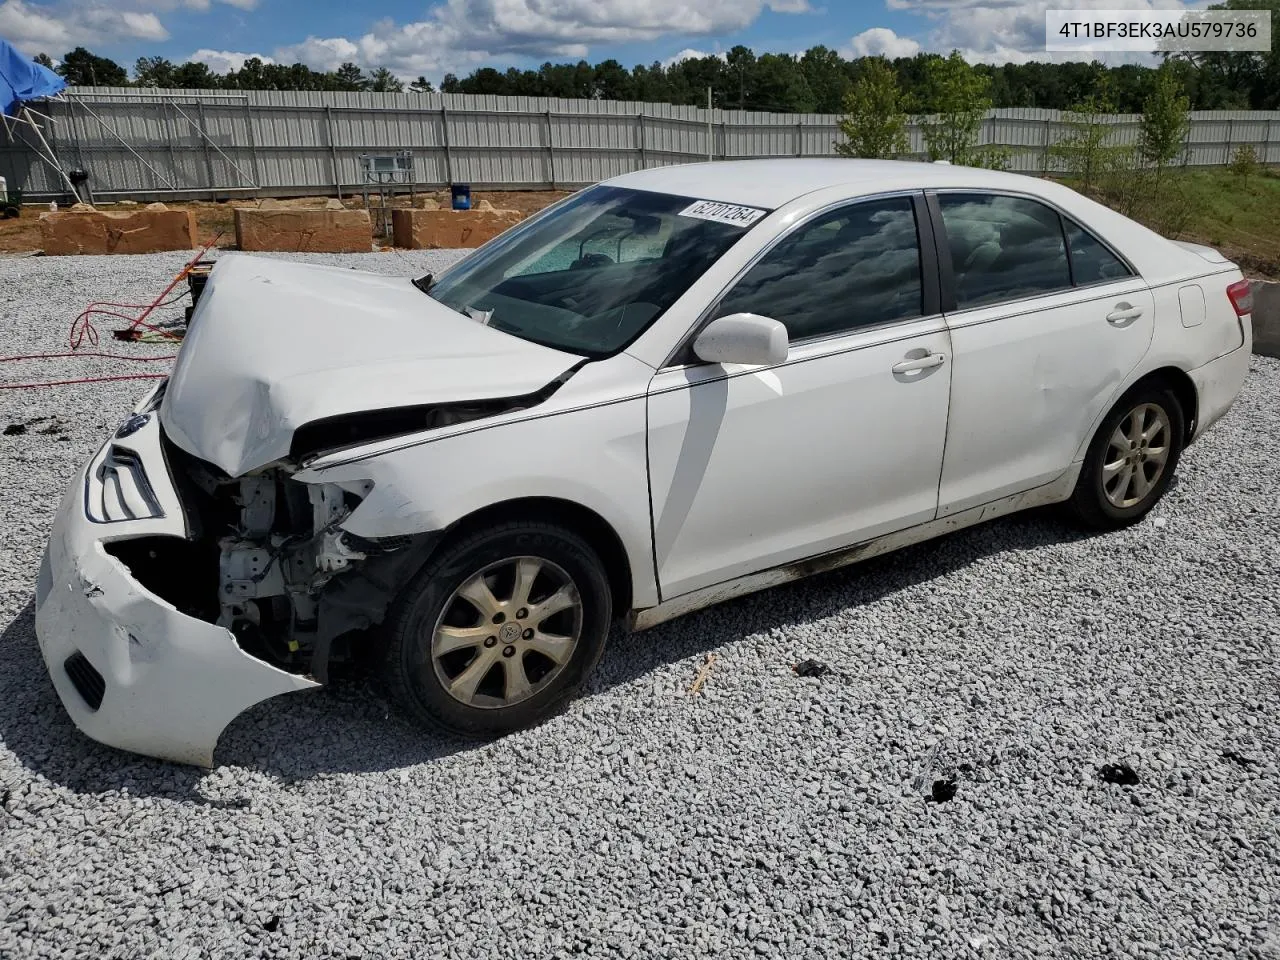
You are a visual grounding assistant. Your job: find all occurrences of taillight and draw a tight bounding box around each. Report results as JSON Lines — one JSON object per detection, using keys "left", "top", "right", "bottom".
{"left": 1226, "top": 279, "right": 1253, "bottom": 317}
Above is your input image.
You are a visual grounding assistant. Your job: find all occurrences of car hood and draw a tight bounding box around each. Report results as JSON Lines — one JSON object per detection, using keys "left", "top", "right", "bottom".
{"left": 160, "top": 254, "right": 581, "bottom": 477}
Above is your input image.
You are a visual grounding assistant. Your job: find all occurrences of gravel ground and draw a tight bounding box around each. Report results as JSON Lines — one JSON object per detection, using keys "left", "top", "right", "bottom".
{"left": 1, "top": 250, "right": 1278, "bottom": 959}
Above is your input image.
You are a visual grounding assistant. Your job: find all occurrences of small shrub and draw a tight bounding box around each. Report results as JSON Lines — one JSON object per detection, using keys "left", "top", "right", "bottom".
{"left": 971, "top": 145, "right": 1014, "bottom": 171}
{"left": 1230, "top": 144, "right": 1259, "bottom": 183}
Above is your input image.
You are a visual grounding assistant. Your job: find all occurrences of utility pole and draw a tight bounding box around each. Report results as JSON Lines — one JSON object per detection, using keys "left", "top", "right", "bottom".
{"left": 707, "top": 86, "right": 713, "bottom": 162}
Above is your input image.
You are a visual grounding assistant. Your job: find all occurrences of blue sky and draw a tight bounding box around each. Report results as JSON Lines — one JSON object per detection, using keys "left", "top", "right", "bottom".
{"left": 0, "top": 0, "right": 1201, "bottom": 81}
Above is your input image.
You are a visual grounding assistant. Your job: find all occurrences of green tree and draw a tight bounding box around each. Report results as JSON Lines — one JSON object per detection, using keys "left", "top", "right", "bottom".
{"left": 800, "top": 45, "right": 848, "bottom": 113}
{"left": 57, "top": 47, "right": 128, "bottom": 87}
{"left": 592, "top": 59, "right": 633, "bottom": 100}
{"left": 725, "top": 45, "right": 757, "bottom": 110}
{"left": 918, "top": 51, "right": 992, "bottom": 165}
{"left": 172, "top": 61, "right": 219, "bottom": 89}
{"left": 369, "top": 67, "right": 404, "bottom": 93}
{"left": 753, "top": 53, "right": 815, "bottom": 112}
{"left": 1048, "top": 91, "right": 1119, "bottom": 193}
{"left": 834, "top": 58, "right": 910, "bottom": 159}
{"left": 33, "top": 53, "right": 54, "bottom": 69}
{"left": 1176, "top": 0, "right": 1279, "bottom": 108}
{"left": 1229, "top": 143, "right": 1259, "bottom": 183}
{"left": 409, "top": 76, "right": 435, "bottom": 93}
{"left": 1138, "top": 64, "right": 1191, "bottom": 179}
{"left": 134, "top": 56, "right": 176, "bottom": 88}
{"left": 332, "top": 62, "right": 369, "bottom": 91}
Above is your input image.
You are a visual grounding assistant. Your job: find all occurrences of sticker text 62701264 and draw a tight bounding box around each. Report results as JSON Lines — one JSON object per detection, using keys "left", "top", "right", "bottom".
{"left": 678, "top": 200, "right": 768, "bottom": 228}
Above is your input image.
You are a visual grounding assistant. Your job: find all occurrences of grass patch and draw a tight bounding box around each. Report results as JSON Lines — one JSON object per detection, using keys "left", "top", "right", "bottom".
{"left": 1155, "top": 168, "right": 1280, "bottom": 278}
{"left": 1060, "top": 165, "right": 1280, "bottom": 279}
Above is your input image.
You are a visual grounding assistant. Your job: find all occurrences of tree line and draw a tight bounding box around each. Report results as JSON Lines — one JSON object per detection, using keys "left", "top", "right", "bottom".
{"left": 34, "top": 48, "right": 431, "bottom": 93}
{"left": 29, "top": 0, "right": 1280, "bottom": 113}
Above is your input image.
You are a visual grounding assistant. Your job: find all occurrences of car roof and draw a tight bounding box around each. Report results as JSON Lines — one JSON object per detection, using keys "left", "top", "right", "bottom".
{"left": 604, "top": 158, "right": 1044, "bottom": 209}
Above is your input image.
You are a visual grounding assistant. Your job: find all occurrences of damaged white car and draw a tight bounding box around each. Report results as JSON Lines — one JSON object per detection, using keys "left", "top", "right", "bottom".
{"left": 36, "top": 159, "right": 1253, "bottom": 765}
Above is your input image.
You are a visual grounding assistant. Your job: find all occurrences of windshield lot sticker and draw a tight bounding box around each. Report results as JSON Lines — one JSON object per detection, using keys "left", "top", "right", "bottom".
{"left": 678, "top": 200, "right": 767, "bottom": 227}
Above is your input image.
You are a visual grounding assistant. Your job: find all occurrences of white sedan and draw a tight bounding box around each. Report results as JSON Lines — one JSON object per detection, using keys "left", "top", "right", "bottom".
{"left": 36, "top": 159, "right": 1253, "bottom": 764}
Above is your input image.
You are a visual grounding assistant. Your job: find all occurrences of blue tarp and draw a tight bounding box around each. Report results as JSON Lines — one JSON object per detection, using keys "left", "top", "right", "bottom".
{"left": 0, "top": 38, "right": 66, "bottom": 117}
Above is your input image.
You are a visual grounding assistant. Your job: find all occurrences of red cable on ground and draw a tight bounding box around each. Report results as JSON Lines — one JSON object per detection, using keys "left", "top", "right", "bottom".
{"left": 0, "top": 352, "right": 178, "bottom": 363}
{"left": 3, "top": 239, "right": 221, "bottom": 390}
{"left": 0, "top": 373, "right": 170, "bottom": 391}
{"left": 69, "top": 237, "right": 220, "bottom": 349}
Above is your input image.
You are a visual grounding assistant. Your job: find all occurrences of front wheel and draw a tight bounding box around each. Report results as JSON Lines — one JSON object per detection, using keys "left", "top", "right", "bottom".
{"left": 382, "top": 521, "right": 612, "bottom": 737}
{"left": 1067, "top": 383, "right": 1185, "bottom": 530}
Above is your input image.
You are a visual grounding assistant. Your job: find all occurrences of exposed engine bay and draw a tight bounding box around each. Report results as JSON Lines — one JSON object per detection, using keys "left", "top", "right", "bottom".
{"left": 107, "top": 438, "right": 439, "bottom": 684}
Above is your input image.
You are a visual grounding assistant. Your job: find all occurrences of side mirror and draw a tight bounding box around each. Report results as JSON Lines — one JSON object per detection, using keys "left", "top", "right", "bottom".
{"left": 692, "top": 313, "right": 790, "bottom": 366}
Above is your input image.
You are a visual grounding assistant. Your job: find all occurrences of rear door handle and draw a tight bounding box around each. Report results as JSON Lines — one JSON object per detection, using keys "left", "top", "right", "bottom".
{"left": 1106, "top": 303, "right": 1144, "bottom": 326}
{"left": 892, "top": 353, "right": 946, "bottom": 374}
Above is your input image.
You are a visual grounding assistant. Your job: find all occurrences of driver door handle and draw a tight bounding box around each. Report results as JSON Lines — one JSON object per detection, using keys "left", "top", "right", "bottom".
{"left": 892, "top": 353, "right": 946, "bottom": 374}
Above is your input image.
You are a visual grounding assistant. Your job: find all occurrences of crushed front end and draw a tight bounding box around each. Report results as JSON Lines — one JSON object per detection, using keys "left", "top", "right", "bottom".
{"left": 34, "top": 382, "right": 429, "bottom": 766}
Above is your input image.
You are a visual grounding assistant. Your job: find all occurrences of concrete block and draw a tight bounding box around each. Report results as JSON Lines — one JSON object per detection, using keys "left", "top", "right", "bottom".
{"left": 392, "top": 208, "right": 523, "bottom": 249}
{"left": 235, "top": 207, "right": 372, "bottom": 253}
{"left": 1250, "top": 279, "right": 1279, "bottom": 359}
{"left": 39, "top": 208, "right": 197, "bottom": 256}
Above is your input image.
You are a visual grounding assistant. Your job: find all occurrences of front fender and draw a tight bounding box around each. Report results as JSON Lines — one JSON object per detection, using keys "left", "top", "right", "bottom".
{"left": 295, "top": 397, "right": 659, "bottom": 608}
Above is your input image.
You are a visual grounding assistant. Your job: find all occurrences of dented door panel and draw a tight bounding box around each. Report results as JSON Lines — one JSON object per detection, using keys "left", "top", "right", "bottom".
{"left": 938, "top": 281, "right": 1156, "bottom": 516}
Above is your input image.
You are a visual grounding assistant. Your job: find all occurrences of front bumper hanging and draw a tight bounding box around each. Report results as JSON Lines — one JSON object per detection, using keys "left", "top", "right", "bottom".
{"left": 34, "top": 400, "right": 318, "bottom": 767}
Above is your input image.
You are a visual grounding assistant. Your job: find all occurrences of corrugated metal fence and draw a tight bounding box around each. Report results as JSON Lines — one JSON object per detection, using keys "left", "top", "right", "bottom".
{"left": 3, "top": 87, "right": 1279, "bottom": 201}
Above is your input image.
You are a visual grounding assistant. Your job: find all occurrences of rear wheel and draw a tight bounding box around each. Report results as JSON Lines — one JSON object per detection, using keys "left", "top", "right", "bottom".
{"left": 382, "top": 521, "right": 612, "bottom": 737}
{"left": 1067, "top": 383, "right": 1185, "bottom": 529}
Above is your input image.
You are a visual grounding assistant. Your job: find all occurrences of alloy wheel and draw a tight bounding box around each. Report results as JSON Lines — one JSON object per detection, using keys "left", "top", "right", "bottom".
{"left": 1101, "top": 402, "right": 1172, "bottom": 509}
{"left": 430, "top": 556, "right": 583, "bottom": 709}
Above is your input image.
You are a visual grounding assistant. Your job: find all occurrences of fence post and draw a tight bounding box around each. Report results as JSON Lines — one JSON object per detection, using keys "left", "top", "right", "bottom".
{"left": 1267, "top": 117, "right": 1275, "bottom": 165}
{"left": 324, "top": 105, "right": 341, "bottom": 199}
{"left": 243, "top": 98, "right": 261, "bottom": 190}
{"left": 196, "top": 100, "right": 216, "bottom": 200}
{"left": 162, "top": 100, "right": 180, "bottom": 193}
{"left": 1040, "top": 119, "right": 1052, "bottom": 174}
{"left": 545, "top": 110, "right": 556, "bottom": 189}
{"left": 795, "top": 120, "right": 803, "bottom": 157}
{"left": 637, "top": 113, "right": 646, "bottom": 171}
{"left": 441, "top": 103, "right": 453, "bottom": 186}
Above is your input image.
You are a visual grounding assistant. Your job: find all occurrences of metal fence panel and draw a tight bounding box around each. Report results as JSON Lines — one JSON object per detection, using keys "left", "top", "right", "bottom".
{"left": 1, "top": 88, "right": 1278, "bottom": 200}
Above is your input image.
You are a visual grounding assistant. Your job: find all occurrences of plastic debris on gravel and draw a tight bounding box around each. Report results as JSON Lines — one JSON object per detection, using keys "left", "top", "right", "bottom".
{"left": 1, "top": 250, "right": 1278, "bottom": 959}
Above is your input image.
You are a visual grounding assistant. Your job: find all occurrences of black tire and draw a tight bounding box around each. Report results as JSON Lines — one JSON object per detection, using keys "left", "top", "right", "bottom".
{"left": 1, "top": 206, "right": 19, "bottom": 220}
{"left": 1067, "top": 381, "right": 1185, "bottom": 530}
{"left": 382, "top": 521, "right": 612, "bottom": 737}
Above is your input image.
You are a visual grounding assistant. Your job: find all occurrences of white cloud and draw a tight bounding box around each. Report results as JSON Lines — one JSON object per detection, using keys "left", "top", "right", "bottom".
{"left": 0, "top": 0, "right": 72, "bottom": 50}
{"left": 115, "top": 10, "right": 168, "bottom": 40}
{"left": 273, "top": 0, "right": 810, "bottom": 78}
{"left": 274, "top": 36, "right": 361, "bottom": 71}
{"left": 131, "top": 0, "right": 259, "bottom": 9}
{"left": 189, "top": 48, "right": 274, "bottom": 72}
{"left": 845, "top": 27, "right": 922, "bottom": 59}
{"left": 661, "top": 48, "right": 730, "bottom": 67}
{"left": 889, "top": 0, "right": 1198, "bottom": 63}
{"left": 0, "top": 0, "right": 172, "bottom": 54}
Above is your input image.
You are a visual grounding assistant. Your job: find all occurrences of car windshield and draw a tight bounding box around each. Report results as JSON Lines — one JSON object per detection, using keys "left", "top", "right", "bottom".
{"left": 424, "top": 185, "right": 767, "bottom": 358}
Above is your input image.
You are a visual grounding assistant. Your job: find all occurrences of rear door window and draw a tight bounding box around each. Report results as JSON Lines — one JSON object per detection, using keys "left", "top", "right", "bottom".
{"left": 938, "top": 193, "right": 1071, "bottom": 309}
